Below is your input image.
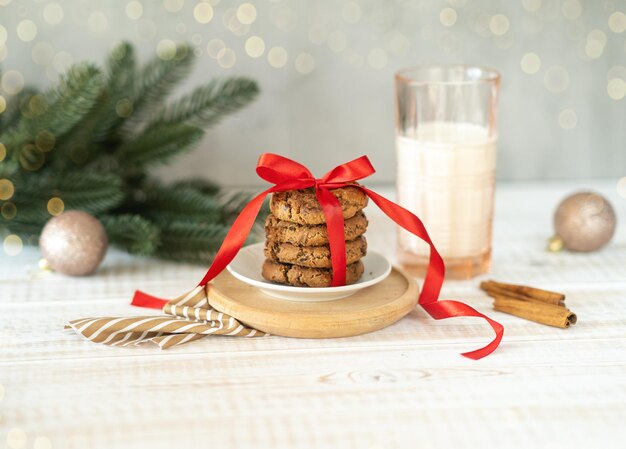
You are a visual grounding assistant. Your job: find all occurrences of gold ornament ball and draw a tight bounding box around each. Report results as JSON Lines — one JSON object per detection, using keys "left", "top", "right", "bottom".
{"left": 39, "top": 210, "right": 108, "bottom": 276}
{"left": 553, "top": 192, "right": 617, "bottom": 252}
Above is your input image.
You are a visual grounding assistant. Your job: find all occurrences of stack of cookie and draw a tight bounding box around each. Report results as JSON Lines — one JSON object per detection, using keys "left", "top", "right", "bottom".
{"left": 262, "top": 186, "right": 369, "bottom": 287}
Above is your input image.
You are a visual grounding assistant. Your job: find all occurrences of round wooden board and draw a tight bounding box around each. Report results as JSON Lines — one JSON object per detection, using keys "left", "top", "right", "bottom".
{"left": 209, "top": 267, "right": 419, "bottom": 338}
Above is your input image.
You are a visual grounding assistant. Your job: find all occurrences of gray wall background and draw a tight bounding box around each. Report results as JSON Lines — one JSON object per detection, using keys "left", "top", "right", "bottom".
{"left": 1, "top": 0, "right": 625, "bottom": 186}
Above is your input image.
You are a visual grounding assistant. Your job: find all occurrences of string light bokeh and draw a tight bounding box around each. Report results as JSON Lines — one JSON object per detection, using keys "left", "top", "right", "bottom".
{"left": 0, "top": 0, "right": 624, "bottom": 190}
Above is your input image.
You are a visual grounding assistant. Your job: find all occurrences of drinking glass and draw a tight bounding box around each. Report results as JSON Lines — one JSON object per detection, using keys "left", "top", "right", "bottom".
{"left": 395, "top": 65, "right": 500, "bottom": 279}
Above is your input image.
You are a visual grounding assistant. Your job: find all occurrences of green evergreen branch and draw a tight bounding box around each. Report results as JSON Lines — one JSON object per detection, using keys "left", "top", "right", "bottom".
{"left": 101, "top": 214, "right": 160, "bottom": 255}
{"left": 155, "top": 221, "right": 229, "bottom": 264}
{"left": 120, "top": 43, "right": 194, "bottom": 136}
{"left": 171, "top": 178, "right": 220, "bottom": 196}
{"left": 141, "top": 183, "right": 223, "bottom": 224}
{"left": 115, "top": 123, "right": 203, "bottom": 170}
{"left": 147, "top": 77, "right": 259, "bottom": 129}
{"left": 91, "top": 41, "right": 137, "bottom": 142}
{"left": 0, "top": 42, "right": 261, "bottom": 265}
{"left": 0, "top": 64, "right": 104, "bottom": 162}
{"left": 0, "top": 87, "right": 40, "bottom": 129}
{"left": 9, "top": 171, "right": 124, "bottom": 221}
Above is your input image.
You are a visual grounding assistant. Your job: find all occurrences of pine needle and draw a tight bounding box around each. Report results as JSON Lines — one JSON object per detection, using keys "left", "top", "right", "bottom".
{"left": 147, "top": 77, "right": 260, "bottom": 129}
{"left": 101, "top": 214, "right": 160, "bottom": 255}
{"left": 115, "top": 123, "right": 204, "bottom": 170}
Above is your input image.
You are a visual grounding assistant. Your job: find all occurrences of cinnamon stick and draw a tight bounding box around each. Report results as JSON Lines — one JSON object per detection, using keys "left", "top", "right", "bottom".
{"left": 480, "top": 279, "right": 576, "bottom": 328}
{"left": 492, "top": 295, "right": 577, "bottom": 329}
{"left": 480, "top": 280, "right": 565, "bottom": 306}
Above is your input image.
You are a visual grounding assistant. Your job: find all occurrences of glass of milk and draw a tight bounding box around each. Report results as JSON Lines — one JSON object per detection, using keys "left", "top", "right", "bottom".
{"left": 395, "top": 65, "right": 500, "bottom": 279}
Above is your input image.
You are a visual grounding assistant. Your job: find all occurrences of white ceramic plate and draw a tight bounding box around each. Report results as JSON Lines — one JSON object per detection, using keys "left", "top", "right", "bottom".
{"left": 227, "top": 242, "right": 392, "bottom": 302}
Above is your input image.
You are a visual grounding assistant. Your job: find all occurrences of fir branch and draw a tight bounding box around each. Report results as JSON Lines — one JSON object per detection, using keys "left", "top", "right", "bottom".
{"left": 101, "top": 214, "right": 160, "bottom": 255}
{"left": 120, "top": 43, "right": 194, "bottom": 136}
{"left": 27, "top": 64, "right": 103, "bottom": 137}
{"left": 115, "top": 123, "right": 203, "bottom": 170}
{"left": 52, "top": 44, "right": 136, "bottom": 166}
{"left": 8, "top": 171, "right": 124, "bottom": 222}
{"left": 155, "top": 221, "right": 229, "bottom": 264}
{"left": 0, "top": 87, "right": 40, "bottom": 130}
{"left": 171, "top": 178, "right": 220, "bottom": 196}
{"left": 141, "top": 183, "right": 223, "bottom": 224}
{"left": 147, "top": 78, "right": 259, "bottom": 129}
{"left": 88, "top": 41, "right": 137, "bottom": 143}
{"left": 0, "top": 217, "right": 44, "bottom": 241}
{"left": 0, "top": 64, "right": 104, "bottom": 159}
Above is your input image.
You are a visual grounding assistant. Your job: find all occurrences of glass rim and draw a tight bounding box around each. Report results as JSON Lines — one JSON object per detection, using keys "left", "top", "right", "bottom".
{"left": 395, "top": 64, "right": 501, "bottom": 86}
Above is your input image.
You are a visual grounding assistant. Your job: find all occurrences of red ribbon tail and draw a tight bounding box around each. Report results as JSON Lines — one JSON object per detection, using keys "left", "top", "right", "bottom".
{"left": 360, "top": 186, "right": 504, "bottom": 360}
{"left": 131, "top": 188, "right": 274, "bottom": 310}
{"left": 421, "top": 300, "right": 504, "bottom": 360}
{"left": 131, "top": 290, "right": 169, "bottom": 309}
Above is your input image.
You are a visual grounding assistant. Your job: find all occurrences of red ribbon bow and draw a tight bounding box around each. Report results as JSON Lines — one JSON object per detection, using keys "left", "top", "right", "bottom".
{"left": 132, "top": 153, "right": 504, "bottom": 359}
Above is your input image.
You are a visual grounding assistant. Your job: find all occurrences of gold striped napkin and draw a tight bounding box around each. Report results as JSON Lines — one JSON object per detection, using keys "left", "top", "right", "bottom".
{"left": 65, "top": 285, "right": 267, "bottom": 349}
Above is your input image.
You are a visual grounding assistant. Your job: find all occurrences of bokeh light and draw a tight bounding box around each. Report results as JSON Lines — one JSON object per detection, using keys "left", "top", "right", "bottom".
{"left": 194, "top": 2, "right": 214, "bottom": 24}
{"left": 558, "top": 109, "right": 577, "bottom": 130}
{"left": 295, "top": 53, "right": 315, "bottom": 74}
{"left": 1, "top": 70, "right": 24, "bottom": 95}
{"left": 3, "top": 235, "right": 23, "bottom": 256}
{"left": 163, "top": 0, "right": 184, "bottom": 13}
{"left": 207, "top": 38, "right": 225, "bottom": 58}
{"left": 607, "top": 78, "right": 626, "bottom": 100}
{"left": 520, "top": 52, "right": 541, "bottom": 74}
{"left": 489, "top": 14, "right": 509, "bottom": 36}
{"left": 17, "top": 19, "right": 37, "bottom": 42}
{"left": 35, "top": 130, "right": 55, "bottom": 152}
{"left": 440, "top": 8, "right": 458, "bottom": 27}
{"left": 217, "top": 48, "right": 236, "bottom": 68}
{"left": 0, "top": 178, "right": 14, "bottom": 200}
{"left": 156, "top": 39, "right": 177, "bottom": 60}
{"left": 236, "top": 3, "right": 257, "bottom": 25}
{"left": 585, "top": 30, "right": 606, "bottom": 59}
{"left": 245, "top": 36, "right": 265, "bottom": 58}
{"left": 522, "top": 0, "right": 542, "bottom": 12}
{"left": 608, "top": 11, "right": 626, "bottom": 33}
{"left": 268, "top": 47, "right": 288, "bottom": 68}
{"left": 1, "top": 202, "right": 16, "bottom": 219}
{"left": 47, "top": 197, "right": 65, "bottom": 216}
{"left": 115, "top": 98, "right": 134, "bottom": 117}
{"left": 43, "top": 2, "right": 64, "bottom": 25}
{"left": 561, "top": 0, "right": 582, "bottom": 20}
{"left": 126, "top": 1, "right": 144, "bottom": 20}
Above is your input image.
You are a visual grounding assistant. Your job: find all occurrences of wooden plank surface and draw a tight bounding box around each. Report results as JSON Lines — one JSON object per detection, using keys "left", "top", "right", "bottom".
{"left": 1, "top": 181, "right": 626, "bottom": 449}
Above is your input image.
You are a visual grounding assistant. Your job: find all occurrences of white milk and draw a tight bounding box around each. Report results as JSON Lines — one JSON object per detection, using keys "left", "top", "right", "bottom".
{"left": 396, "top": 121, "right": 497, "bottom": 261}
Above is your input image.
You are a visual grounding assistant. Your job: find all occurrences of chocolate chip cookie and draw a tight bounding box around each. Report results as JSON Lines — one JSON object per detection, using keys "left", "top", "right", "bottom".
{"left": 269, "top": 185, "right": 368, "bottom": 225}
{"left": 262, "top": 259, "right": 365, "bottom": 287}
{"left": 265, "top": 211, "right": 368, "bottom": 247}
{"left": 264, "top": 236, "right": 367, "bottom": 268}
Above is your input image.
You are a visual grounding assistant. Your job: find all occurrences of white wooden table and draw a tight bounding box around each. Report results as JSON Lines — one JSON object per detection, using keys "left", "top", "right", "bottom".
{"left": 2, "top": 182, "right": 625, "bottom": 449}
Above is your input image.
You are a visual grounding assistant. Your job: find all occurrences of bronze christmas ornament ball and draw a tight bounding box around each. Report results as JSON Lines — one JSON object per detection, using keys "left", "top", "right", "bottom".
{"left": 39, "top": 211, "right": 108, "bottom": 276}
{"left": 553, "top": 192, "right": 617, "bottom": 252}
